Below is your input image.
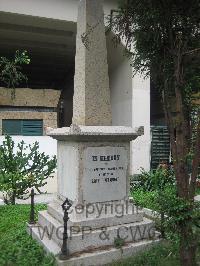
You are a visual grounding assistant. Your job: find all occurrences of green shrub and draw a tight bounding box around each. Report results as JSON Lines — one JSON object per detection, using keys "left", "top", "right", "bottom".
{"left": 131, "top": 168, "right": 175, "bottom": 192}
{"left": 132, "top": 179, "right": 200, "bottom": 242}
{"left": 132, "top": 189, "right": 159, "bottom": 210}
{"left": 0, "top": 135, "right": 57, "bottom": 204}
{"left": 131, "top": 168, "right": 200, "bottom": 241}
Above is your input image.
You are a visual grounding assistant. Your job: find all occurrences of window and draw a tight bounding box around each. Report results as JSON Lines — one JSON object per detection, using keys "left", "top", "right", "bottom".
{"left": 2, "top": 120, "right": 43, "bottom": 136}
{"left": 151, "top": 126, "right": 170, "bottom": 169}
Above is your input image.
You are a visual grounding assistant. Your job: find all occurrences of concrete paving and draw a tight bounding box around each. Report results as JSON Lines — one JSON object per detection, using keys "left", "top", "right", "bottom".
{"left": 0, "top": 193, "right": 56, "bottom": 205}
{"left": 195, "top": 195, "right": 200, "bottom": 202}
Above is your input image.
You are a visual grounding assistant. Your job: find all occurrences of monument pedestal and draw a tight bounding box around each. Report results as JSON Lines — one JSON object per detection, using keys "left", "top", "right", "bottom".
{"left": 28, "top": 1, "right": 159, "bottom": 264}
{"left": 28, "top": 125, "right": 159, "bottom": 265}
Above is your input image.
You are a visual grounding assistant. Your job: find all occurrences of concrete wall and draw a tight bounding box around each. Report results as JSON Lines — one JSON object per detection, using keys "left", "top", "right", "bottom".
{"left": 0, "top": 135, "right": 57, "bottom": 194}
{"left": 107, "top": 32, "right": 150, "bottom": 174}
{"left": 110, "top": 64, "right": 151, "bottom": 174}
{"left": 0, "top": 87, "right": 60, "bottom": 107}
{"left": 0, "top": 88, "right": 61, "bottom": 134}
{"left": 110, "top": 60, "right": 132, "bottom": 127}
{"left": 0, "top": 0, "right": 117, "bottom": 22}
{"left": 0, "top": 0, "right": 78, "bottom": 22}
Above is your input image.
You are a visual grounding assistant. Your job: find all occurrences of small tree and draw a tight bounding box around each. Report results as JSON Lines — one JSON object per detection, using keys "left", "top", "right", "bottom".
{"left": 111, "top": 1, "right": 200, "bottom": 265}
{"left": 0, "top": 50, "right": 30, "bottom": 98}
{"left": 0, "top": 135, "right": 57, "bottom": 205}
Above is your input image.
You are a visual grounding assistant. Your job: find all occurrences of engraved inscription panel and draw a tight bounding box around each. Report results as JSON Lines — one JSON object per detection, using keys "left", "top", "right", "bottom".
{"left": 83, "top": 146, "right": 128, "bottom": 202}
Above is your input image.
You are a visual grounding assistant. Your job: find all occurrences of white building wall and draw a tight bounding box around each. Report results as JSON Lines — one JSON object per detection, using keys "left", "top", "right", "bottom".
{"left": 110, "top": 62, "right": 151, "bottom": 174}
{"left": 131, "top": 75, "right": 151, "bottom": 174}
{"left": 0, "top": 0, "right": 117, "bottom": 22}
{"left": 110, "top": 60, "right": 132, "bottom": 127}
{"left": 108, "top": 35, "right": 151, "bottom": 174}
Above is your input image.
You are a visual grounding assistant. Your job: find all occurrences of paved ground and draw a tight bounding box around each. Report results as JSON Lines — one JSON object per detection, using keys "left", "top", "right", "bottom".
{"left": 0, "top": 194, "right": 200, "bottom": 206}
{"left": 0, "top": 193, "right": 56, "bottom": 205}
{"left": 195, "top": 195, "right": 200, "bottom": 202}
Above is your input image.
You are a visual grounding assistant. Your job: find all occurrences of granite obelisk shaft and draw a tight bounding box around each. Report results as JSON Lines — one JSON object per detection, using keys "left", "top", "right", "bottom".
{"left": 72, "top": 0, "right": 112, "bottom": 126}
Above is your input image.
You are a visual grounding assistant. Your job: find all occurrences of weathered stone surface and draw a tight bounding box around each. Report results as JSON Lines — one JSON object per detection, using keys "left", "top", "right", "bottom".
{"left": 83, "top": 146, "right": 128, "bottom": 202}
{"left": 47, "top": 199, "right": 144, "bottom": 228}
{"left": 56, "top": 140, "right": 130, "bottom": 204}
{"left": 29, "top": 208, "right": 159, "bottom": 265}
{"left": 72, "top": 0, "right": 112, "bottom": 126}
{"left": 56, "top": 239, "right": 160, "bottom": 266}
{"left": 0, "top": 87, "right": 60, "bottom": 107}
{"left": 57, "top": 141, "right": 78, "bottom": 202}
{"left": 48, "top": 124, "right": 144, "bottom": 141}
{"left": 38, "top": 211, "right": 155, "bottom": 254}
{"left": 47, "top": 125, "right": 144, "bottom": 204}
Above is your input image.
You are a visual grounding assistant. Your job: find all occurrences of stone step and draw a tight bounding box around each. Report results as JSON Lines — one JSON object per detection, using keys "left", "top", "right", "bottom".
{"left": 28, "top": 220, "right": 160, "bottom": 265}
{"left": 47, "top": 201, "right": 62, "bottom": 221}
{"left": 47, "top": 200, "right": 144, "bottom": 229}
{"left": 56, "top": 239, "right": 160, "bottom": 266}
{"left": 38, "top": 210, "right": 63, "bottom": 248}
{"left": 27, "top": 223, "right": 61, "bottom": 255}
{"left": 38, "top": 210, "right": 156, "bottom": 254}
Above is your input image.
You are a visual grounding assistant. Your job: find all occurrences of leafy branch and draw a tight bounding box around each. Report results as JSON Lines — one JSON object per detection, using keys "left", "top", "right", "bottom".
{"left": 0, "top": 50, "right": 30, "bottom": 99}
{"left": 0, "top": 135, "right": 57, "bottom": 204}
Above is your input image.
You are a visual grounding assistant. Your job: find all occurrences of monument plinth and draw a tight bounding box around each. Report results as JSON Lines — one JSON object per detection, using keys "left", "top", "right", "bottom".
{"left": 28, "top": 1, "right": 158, "bottom": 265}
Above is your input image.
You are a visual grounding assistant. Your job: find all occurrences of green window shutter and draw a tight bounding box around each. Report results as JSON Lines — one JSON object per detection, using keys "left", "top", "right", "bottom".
{"left": 2, "top": 119, "right": 43, "bottom": 136}
{"left": 22, "top": 120, "right": 43, "bottom": 136}
{"left": 2, "top": 120, "right": 22, "bottom": 135}
{"left": 151, "top": 126, "right": 170, "bottom": 169}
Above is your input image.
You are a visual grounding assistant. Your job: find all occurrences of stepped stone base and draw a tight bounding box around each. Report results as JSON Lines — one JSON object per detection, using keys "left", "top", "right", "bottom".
{"left": 46, "top": 198, "right": 144, "bottom": 229}
{"left": 27, "top": 198, "right": 159, "bottom": 265}
{"left": 27, "top": 223, "right": 61, "bottom": 255}
{"left": 57, "top": 239, "right": 160, "bottom": 266}
{"left": 28, "top": 222, "right": 159, "bottom": 266}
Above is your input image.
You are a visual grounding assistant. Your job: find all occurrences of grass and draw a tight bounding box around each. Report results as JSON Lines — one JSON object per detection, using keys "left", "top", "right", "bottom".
{"left": 109, "top": 241, "right": 200, "bottom": 266}
{"left": 109, "top": 241, "right": 180, "bottom": 266}
{"left": 0, "top": 204, "right": 55, "bottom": 266}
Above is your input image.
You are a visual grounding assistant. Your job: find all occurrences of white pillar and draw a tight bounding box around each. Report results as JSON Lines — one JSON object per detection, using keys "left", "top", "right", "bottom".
{"left": 130, "top": 74, "right": 151, "bottom": 174}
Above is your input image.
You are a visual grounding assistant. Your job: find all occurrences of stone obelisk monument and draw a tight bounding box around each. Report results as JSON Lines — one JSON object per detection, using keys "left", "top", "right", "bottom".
{"left": 29, "top": 1, "right": 157, "bottom": 265}
{"left": 73, "top": 0, "right": 112, "bottom": 126}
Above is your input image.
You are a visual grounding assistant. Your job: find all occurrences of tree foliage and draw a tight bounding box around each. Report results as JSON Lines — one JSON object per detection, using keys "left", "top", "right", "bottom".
{"left": 0, "top": 135, "right": 57, "bottom": 205}
{"left": 0, "top": 50, "right": 30, "bottom": 98}
{"left": 111, "top": 1, "right": 200, "bottom": 265}
{"left": 132, "top": 169, "right": 200, "bottom": 244}
{"left": 132, "top": 168, "right": 175, "bottom": 191}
